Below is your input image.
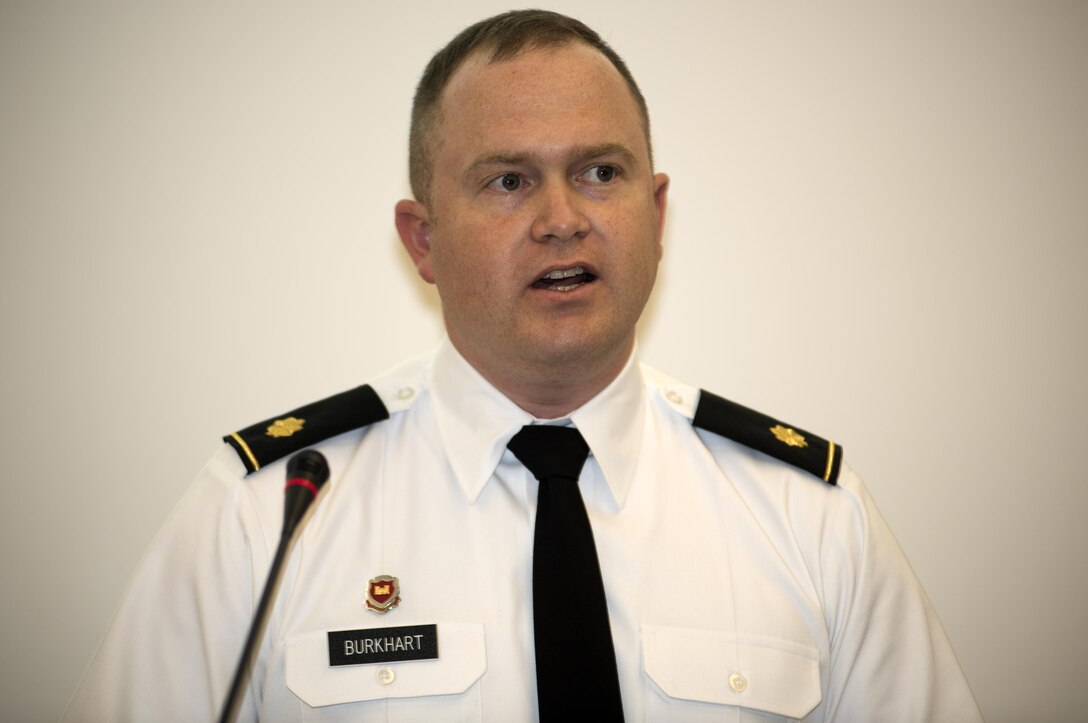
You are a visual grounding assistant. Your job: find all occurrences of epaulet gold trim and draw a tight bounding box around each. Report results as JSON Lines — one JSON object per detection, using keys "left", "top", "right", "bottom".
{"left": 824, "top": 441, "right": 837, "bottom": 483}
{"left": 229, "top": 432, "right": 261, "bottom": 473}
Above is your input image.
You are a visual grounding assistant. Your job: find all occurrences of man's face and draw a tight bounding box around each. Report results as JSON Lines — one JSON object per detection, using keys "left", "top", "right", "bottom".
{"left": 398, "top": 42, "right": 668, "bottom": 384}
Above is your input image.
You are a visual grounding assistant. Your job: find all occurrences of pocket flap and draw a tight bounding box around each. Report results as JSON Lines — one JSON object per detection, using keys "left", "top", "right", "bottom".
{"left": 643, "top": 625, "right": 821, "bottom": 719}
{"left": 286, "top": 623, "right": 486, "bottom": 707}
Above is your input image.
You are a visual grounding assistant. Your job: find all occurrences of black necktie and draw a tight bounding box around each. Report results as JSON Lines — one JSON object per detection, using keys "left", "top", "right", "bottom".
{"left": 507, "top": 425, "right": 625, "bottom": 722}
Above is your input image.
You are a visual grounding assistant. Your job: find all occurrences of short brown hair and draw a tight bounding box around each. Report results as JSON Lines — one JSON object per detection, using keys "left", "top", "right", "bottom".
{"left": 408, "top": 9, "right": 652, "bottom": 205}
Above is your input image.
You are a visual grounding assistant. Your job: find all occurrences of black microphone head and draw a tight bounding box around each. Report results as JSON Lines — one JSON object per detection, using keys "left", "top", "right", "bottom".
{"left": 286, "top": 449, "right": 330, "bottom": 487}
{"left": 282, "top": 449, "right": 330, "bottom": 536}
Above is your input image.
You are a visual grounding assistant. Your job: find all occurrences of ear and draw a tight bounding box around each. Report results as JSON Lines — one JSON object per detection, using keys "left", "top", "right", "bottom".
{"left": 652, "top": 172, "right": 670, "bottom": 247}
{"left": 395, "top": 199, "right": 436, "bottom": 284}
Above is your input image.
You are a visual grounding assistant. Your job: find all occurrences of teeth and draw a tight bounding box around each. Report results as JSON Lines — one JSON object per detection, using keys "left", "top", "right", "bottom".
{"left": 542, "top": 266, "right": 585, "bottom": 280}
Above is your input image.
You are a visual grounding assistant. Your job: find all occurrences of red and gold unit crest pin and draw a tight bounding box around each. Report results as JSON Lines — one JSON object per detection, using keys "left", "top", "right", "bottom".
{"left": 366, "top": 575, "right": 401, "bottom": 614}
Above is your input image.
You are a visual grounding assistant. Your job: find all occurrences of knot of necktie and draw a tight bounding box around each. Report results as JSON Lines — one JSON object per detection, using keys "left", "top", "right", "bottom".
{"left": 507, "top": 425, "right": 590, "bottom": 483}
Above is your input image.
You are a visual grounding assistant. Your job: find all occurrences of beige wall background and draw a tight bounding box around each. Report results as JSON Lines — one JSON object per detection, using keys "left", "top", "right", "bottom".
{"left": 2, "top": 1, "right": 1085, "bottom": 721}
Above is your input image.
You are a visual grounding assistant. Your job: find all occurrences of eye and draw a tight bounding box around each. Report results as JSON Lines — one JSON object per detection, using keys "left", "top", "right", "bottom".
{"left": 487, "top": 173, "right": 524, "bottom": 192}
{"left": 582, "top": 165, "right": 619, "bottom": 184}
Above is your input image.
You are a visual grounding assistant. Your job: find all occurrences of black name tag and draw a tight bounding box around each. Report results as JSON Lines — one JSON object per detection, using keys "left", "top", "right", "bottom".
{"left": 328, "top": 624, "right": 439, "bottom": 667}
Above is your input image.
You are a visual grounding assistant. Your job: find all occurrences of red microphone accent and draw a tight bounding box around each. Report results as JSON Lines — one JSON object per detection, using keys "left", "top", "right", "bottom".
{"left": 285, "top": 477, "right": 319, "bottom": 496}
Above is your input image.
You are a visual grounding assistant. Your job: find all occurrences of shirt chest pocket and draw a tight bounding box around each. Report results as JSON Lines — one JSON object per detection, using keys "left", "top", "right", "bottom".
{"left": 284, "top": 622, "right": 486, "bottom": 721}
{"left": 643, "top": 625, "right": 822, "bottom": 721}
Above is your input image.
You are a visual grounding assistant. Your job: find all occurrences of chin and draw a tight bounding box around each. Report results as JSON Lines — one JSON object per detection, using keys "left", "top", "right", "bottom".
{"left": 524, "top": 324, "right": 633, "bottom": 369}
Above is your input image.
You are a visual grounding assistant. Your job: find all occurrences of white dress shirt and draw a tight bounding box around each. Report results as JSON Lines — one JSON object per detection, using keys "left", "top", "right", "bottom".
{"left": 64, "top": 340, "right": 982, "bottom": 722}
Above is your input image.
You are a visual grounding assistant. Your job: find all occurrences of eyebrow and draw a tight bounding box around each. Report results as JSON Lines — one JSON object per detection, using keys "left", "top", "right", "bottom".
{"left": 464, "top": 143, "right": 640, "bottom": 179}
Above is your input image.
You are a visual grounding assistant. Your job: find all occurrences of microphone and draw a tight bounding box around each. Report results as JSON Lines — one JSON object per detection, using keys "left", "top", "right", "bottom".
{"left": 219, "top": 449, "right": 331, "bottom": 723}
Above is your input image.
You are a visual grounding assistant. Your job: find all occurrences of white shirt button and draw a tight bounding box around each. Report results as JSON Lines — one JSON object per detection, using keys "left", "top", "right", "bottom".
{"left": 728, "top": 673, "right": 748, "bottom": 692}
{"left": 376, "top": 667, "right": 396, "bottom": 685}
{"left": 397, "top": 387, "right": 415, "bottom": 400}
{"left": 666, "top": 390, "right": 683, "bottom": 405}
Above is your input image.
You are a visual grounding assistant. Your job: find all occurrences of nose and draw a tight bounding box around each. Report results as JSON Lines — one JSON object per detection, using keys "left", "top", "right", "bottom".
{"left": 530, "top": 181, "right": 590, "bottom": 243}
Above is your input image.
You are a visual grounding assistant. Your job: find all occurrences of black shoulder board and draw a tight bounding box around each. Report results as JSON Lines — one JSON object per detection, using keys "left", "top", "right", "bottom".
{"left": 692, "top": 389, "right": 843, "bottom": 485}
{"left": 223, "top": 384, "right": 389, "bottom": 475}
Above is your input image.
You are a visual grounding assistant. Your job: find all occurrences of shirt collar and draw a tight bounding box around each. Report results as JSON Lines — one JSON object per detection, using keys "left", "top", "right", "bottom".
{"left": 429, "top": 340, "right": 646, "bottom": 506}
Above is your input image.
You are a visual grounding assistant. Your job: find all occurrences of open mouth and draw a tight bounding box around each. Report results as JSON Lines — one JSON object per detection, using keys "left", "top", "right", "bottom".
{"left": 531, "top": 266, "right": 597, "bottom": 292}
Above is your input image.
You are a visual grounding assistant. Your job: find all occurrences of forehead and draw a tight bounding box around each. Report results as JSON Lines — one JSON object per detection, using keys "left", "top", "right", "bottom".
{"left": 433, "top": 42, "right": 648, "bottom": 165}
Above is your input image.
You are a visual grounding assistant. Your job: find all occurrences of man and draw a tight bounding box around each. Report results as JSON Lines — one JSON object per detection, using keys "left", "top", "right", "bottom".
{"left": 65, "top": 10, "right": 982, "bottom": 722}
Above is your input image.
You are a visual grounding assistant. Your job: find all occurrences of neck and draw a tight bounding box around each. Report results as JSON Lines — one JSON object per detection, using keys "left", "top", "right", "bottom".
{"left": 452, "top": 338, "right": 634, "bottom": 419}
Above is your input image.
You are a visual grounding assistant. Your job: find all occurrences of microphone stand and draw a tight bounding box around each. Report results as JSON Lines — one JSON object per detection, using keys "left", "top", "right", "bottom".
{"left": 218, "top": 526, "right": 298, "bottom": 723}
